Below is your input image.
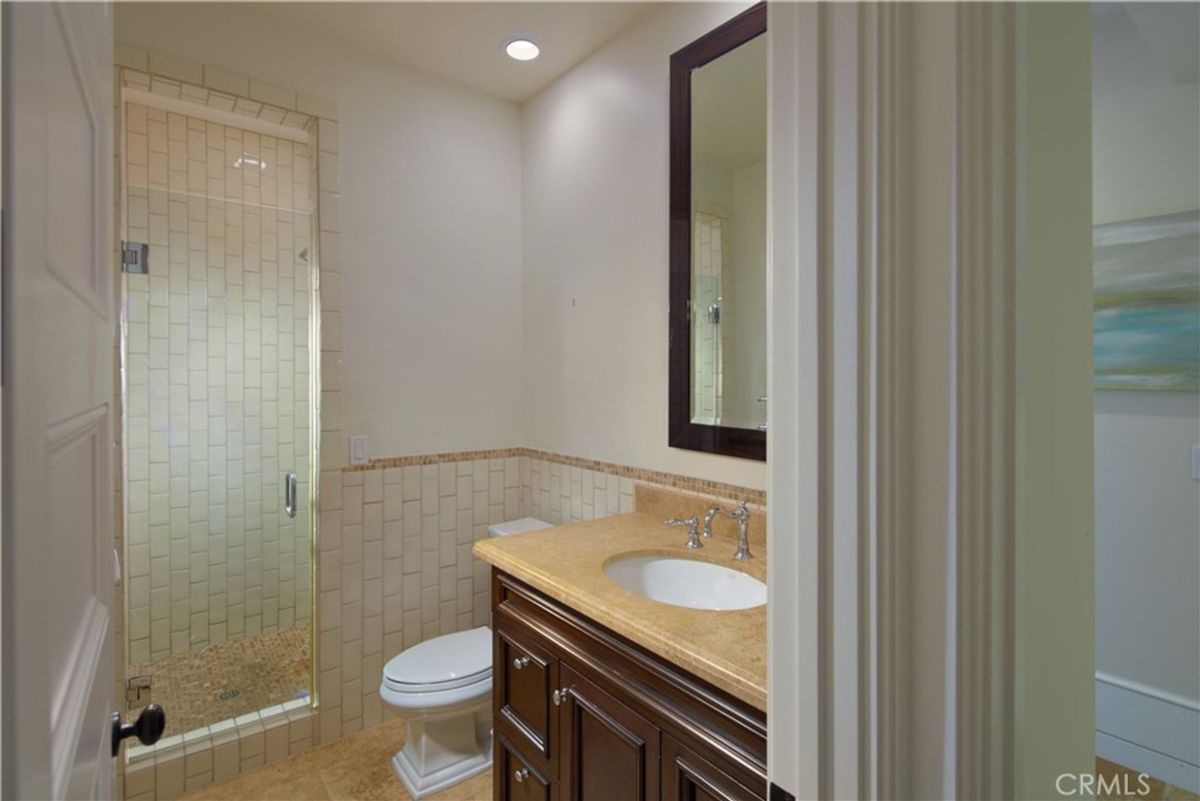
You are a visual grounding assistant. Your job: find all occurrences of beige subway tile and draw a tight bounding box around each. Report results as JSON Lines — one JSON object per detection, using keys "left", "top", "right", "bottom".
{"left": 184, "top": 772, "right": 212, "bottom": 793}
{"left": 362, "top": 471, "right": 383, "bottom": 506}
{"left": 317, "top": 151, "right": 340, "bottom": 193}
{"left": 154, "top": 754, "right": 185, "bottom": 801}
{"left": 343, "top": 484, "right": 363, "bottom": 525}
{"left": 124, "top": 760, "right": 156, "bottom": 797}
{"left": 263, "top": 720, "right": 290, "bottom": 764}
{"left": 319, "top": 706, "right": 342, "bottom": 744}
{"left": 288, "top": 712, "right": 315, "bottom": 743}
{"left": 184, "top": 747, "right": 212, "bottom": 777}
{"left": 319, "top": 231, "right": 340, "bottom": 272}
{"left": 319, "top": 191, "right": 341, "bottom": 233}
{"left": 212, "top": 738, "right": 240, "bottom": 781}
{"left": 317, "top": 118, "right": 339, "bottom": 154}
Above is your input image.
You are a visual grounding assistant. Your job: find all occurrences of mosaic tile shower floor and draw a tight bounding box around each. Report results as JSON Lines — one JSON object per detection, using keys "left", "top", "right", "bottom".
{"left": 128, "top": 626, "right": 311, "bottom": 738}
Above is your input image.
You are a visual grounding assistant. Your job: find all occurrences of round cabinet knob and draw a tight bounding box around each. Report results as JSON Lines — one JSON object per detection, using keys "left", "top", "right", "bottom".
{"left": 514, "top": 767, "right": 530, "bottom": 783}
{"left": 512, "top": 655, "right": 531, "bottom": 670}
{"left": 552, "top": 685, "right": 574, "bottom": 706}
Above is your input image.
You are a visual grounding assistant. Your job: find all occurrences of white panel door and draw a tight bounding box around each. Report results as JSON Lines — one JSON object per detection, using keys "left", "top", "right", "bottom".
{"left": 2, "top": 3, "right": 117, "bottom": 799}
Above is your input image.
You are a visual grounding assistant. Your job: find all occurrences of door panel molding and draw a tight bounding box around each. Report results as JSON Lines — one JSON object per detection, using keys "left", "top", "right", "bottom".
{"left": 45, "top": 3, "right": 110, "bottom": 320}
{"left": 50, "top": 599, "right": 111, "bottom": 799}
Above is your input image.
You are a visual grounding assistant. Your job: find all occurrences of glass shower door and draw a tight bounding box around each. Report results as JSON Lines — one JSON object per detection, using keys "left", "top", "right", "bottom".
{"left": 121, "top": 100, "right": 315, "bottom": 738}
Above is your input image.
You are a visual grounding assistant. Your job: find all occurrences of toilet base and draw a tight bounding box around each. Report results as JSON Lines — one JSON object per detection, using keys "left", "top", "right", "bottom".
{"left": 391, "top": 709, "right": 493, "bottom": 800}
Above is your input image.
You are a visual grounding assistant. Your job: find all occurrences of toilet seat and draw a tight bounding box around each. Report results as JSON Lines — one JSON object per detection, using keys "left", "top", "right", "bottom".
{"left": 382, "top": 626, "right": 492, "bottom": 693}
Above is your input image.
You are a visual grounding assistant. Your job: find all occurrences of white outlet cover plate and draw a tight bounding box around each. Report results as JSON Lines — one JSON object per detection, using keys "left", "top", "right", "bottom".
{"left": 350, "top": 435, "right": 369, "bottom": 466}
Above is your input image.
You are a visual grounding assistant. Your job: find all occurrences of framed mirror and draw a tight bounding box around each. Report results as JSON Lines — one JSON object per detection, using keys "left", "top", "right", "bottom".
{"left": 669, "top": 4, "right": 767, "bottom": 461}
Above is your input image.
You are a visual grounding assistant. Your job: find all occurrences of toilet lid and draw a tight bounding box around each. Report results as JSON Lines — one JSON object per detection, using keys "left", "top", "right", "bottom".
{"left": 383, "top": 626, "right": 492, "bottom": 692}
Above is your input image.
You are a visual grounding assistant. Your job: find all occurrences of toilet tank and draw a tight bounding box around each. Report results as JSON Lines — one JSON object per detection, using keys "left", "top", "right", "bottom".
{"left": 487, "top": 517, "right": 552, "bottom": 538}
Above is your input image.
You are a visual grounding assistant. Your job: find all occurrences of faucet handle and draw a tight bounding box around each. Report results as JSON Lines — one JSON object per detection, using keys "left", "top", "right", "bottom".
{"left": 665, "top": 517, "right": 702, "bottom": 549}
{"left": 727, "top": 502, "right": 753, "bottom": 560}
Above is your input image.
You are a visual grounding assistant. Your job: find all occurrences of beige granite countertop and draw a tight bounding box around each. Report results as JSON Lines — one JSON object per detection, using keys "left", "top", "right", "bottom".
{"left": 473, "top": 511, "right": 767, "bottom": 712}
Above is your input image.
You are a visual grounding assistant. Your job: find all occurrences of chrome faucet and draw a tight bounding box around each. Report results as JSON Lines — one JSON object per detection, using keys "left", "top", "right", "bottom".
{"left": 702, "top": 505, "right": 722, "bottom": 540}
{"left": 726, "top": 501, "right": 753, "bottom": 560}
{"left": 666, "top": 516, "right": 702, "bottom": 549}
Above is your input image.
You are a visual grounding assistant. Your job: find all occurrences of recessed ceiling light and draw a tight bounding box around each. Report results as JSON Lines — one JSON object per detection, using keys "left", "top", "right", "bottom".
{"left": 505, "top": 39, "right": 540, "bottom": 61}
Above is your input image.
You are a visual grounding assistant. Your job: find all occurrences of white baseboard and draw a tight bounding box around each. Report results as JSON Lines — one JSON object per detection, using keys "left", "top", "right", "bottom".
{"left": 1096, "top": 672, "right": 1200, "bottom": 793}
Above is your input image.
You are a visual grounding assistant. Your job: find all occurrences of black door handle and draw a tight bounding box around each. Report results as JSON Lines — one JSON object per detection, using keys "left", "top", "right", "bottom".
{"left": 111, "top": 704, "right": 166, "bottom": 757}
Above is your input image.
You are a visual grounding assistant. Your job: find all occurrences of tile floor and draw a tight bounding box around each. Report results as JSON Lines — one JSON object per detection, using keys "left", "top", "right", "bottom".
{"left": 180, "top": 718, "right": 491, "bottom": 800}
{"left": 180, "top": 727, "right": 1199, "bottom": 801}
{"left": 129, "top": 626, "right": 311, "bottom": 738}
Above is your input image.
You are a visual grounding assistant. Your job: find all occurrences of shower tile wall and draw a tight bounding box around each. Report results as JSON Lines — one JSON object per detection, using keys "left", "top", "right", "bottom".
{"left": 123, "top": 102, "right": 313, "bottom": 664}
{"left": 691, "top": 209, "right": 728, "bottom": 424}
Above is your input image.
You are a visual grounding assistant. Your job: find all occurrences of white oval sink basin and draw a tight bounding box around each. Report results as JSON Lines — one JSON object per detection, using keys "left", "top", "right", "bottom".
{"left": 603, "top": 555, "right": 766, "bottom": 611}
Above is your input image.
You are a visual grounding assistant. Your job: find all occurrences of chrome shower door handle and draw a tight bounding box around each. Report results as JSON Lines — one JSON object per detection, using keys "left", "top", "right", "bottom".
{"left": 284, "top": 472, "right": 298, "bottom": 518}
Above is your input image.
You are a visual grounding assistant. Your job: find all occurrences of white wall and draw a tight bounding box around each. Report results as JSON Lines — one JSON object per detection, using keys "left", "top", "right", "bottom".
{"left": 520, "top": 2, "right": 766, "bottom": 491}
{"left": 726, "top": 160, "right": 767, "bottom": 428}
{"left": 1092, "top": 18, "right": 1200, "bottom": 782}
{"left": 116, "top": 4, "right": 526, "bottom": 460}
{"left": 1093, "top": 81, "right": 1199, "bottom": 226}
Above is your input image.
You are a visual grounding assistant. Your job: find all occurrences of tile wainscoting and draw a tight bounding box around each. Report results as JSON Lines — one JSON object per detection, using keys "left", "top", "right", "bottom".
{"left": 124, "top": 443, "right": 764, "bottom": 799}
{"left": 320, "top": 447, "right": 767, "bottom": 742}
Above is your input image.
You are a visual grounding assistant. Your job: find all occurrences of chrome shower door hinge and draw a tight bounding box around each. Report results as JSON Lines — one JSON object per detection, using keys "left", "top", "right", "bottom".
{"left": 121, "top": 241, "right": 149, "bottom": 274}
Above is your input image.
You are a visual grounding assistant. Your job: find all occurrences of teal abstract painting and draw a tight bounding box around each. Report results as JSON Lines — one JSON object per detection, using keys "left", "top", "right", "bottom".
{"left": 1093, "top": 211, "right": 1200, "bottom": 391}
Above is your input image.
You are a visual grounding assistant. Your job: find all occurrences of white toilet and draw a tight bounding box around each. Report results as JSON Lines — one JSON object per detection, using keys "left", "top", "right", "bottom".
{"left": 380, "top": 517, "right": 552, "bottom": 799}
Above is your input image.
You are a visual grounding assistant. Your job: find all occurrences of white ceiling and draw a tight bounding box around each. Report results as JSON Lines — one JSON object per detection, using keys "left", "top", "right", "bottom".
{"left": 238, "top": 2, "right": 660, "bottom": 103}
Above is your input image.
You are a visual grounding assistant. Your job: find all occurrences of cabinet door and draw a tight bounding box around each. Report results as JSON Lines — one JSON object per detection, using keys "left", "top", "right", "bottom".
{"left": 558, "top": 665, "right": 660, "bottom": 801}
{"left": 662, "top": 735, "right": 764, "bottom": 801}
{"left": 496, "top": 623, "right": 559, "bottom": 768}
{"left": 498, "top": 733, "right": 558, "bottom": 801}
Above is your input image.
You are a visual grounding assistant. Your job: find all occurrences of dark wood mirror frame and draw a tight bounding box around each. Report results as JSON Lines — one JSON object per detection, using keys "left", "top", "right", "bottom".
{"left": 668, "top": 2, "right": 767, "bottom": 462}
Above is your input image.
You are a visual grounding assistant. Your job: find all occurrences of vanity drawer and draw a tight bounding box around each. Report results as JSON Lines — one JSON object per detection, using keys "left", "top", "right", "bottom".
{"left": 495, "top": 617, "right": 559, "bottom": 771}
{"left": 498, "top": 732, "right": 558, "bottom": 801}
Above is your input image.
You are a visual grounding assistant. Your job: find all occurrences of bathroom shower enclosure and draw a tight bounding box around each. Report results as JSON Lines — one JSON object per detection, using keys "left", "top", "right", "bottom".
{"left": 119, "top": 93, "right": 319, "bottom": 743}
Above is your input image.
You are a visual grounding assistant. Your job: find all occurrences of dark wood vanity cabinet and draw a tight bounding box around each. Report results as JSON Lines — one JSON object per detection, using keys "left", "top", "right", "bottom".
{"left": 559, "top": 666, "right": 661, "bottom": 801}
{"left": 491, "top": 569, "right": 767, "bottom": 801}
{"left": 661, "top": 736, "right": 764, "bottom": 801}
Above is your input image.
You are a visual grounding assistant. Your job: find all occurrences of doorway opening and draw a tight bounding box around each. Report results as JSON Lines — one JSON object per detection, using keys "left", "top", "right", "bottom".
{"left": 1091, "top": 3, "right": 1200, "bottom": 793}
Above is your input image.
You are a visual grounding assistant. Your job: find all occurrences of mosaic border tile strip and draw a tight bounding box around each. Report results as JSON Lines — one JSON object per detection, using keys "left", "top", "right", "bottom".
{"left": 341, "top": 447, "right": 526, "bottom": 471}
{"left": 344, "top": 447, "right": 767, "bottom": 507}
